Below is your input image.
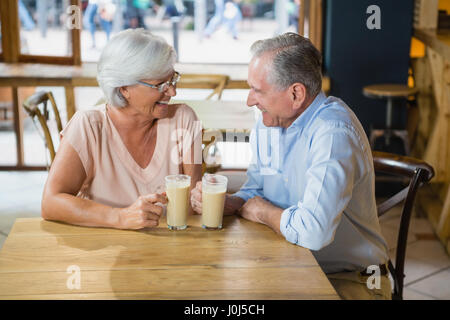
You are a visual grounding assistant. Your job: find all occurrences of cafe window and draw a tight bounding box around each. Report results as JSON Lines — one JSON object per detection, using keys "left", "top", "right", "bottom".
{"left": 19, "top": 0, "right": 72, "bottom": 57}
{"left": 0, "top": 0, "right": 81, "bottom": 65}
{"left": 79, "top": 0, "right": 303, "bottom": 64}
{"left": 1, "top": 0, "right": 313, "bottom": 65}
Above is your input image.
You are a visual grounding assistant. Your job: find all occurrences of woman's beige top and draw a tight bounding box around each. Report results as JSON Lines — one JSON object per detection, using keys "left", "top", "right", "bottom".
{"left": 61, "top": 103, "right": 202, "bottom": 208}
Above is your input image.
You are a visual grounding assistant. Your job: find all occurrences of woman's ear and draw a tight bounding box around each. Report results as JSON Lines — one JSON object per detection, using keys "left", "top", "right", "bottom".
{"left": 291, "top": 83, "right": 307, "bottom": 110}
{"left": 119, "top": 86, "right": 130, "bottom": 100}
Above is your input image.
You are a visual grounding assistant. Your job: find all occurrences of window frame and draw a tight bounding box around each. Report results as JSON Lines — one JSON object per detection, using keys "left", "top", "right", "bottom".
{"left": 0, "top": 0, "right": 81, "bottom": 66}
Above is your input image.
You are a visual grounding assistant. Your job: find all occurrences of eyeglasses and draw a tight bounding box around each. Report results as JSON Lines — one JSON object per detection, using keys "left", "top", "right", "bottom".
{"left": 137, "top": 71, "right": 180, "bottom": 93}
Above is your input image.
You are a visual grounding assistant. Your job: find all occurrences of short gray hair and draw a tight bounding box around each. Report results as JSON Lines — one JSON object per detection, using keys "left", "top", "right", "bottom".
{"left": 97, "top": 29, "right": 177, "bottom": 107}
{"left": 250, "top": 32, "right": 322, "bottom": 97}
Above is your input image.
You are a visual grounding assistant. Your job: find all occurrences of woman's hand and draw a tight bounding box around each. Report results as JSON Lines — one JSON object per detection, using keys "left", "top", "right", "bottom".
{"left": 116, "top": 193, "right": 167, "bottom": 229}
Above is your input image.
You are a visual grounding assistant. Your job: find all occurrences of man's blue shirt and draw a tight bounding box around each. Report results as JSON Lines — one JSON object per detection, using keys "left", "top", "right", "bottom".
{"left": 234, "top": 92, "right": 389, "bottom": 274}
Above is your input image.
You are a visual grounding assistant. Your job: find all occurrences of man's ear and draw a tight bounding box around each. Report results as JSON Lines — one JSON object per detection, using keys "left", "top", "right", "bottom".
{"left": 291, "top": 83, "right": 307, "bottom": 110}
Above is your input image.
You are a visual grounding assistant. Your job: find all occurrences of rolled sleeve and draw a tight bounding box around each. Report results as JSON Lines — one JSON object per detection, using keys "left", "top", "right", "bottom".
{"left": 232, "top": 190, "right": 252, "bottom": 202}
{"left": 280, "top": 206, "right": 299, "bottom": 245}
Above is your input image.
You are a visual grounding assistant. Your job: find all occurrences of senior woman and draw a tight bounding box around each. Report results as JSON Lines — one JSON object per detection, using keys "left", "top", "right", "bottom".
{"left": 41, "top": 29, "right": 202, "bottom": 230}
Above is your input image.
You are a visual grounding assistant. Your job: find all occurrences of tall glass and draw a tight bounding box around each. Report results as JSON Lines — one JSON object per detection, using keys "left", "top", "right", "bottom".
{"left": 202, "top": 174, "right": 228, "bottom": 230}
{"left": 165, "top": 174, "right": 191, "bottom": 230}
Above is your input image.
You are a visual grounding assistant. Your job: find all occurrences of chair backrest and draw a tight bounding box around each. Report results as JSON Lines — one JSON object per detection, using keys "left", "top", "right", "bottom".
{"left": 372, "top": 151, "right": 434, "bottom": 300}
{"left": 178, "top": 74, "right": 229, "bottom": 100}
{"left": 22, "top": 91, "right": 63, "bottom": 165}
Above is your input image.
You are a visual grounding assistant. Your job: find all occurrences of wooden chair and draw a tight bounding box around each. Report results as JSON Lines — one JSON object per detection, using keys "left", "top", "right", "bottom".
{"left": 22, "top": 91, "right": 63, "bottom": 165}
{"left": 0, "top": 101, "right": 12, "bottom": 121}
{"left": 178, "top": 74, "right": 230, "bottom": 100}
{"left": 373, "top": 151, "right": 434, "bottom": 300}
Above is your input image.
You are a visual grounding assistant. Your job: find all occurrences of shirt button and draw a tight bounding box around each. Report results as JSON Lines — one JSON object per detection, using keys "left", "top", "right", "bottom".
{"left": 284, "top": 178, "right": 288, "bottom": 183}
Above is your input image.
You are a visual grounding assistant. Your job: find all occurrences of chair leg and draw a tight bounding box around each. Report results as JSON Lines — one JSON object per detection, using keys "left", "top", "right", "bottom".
{"left": 387, "top": 259, "right": 402, "bottom": 300}
{"left": 385, "top": 97, "right": 394, "bottom": 146}
{"left": 393, "top": 130, "right": 410, "bottom": 155}
{"left": 370, "top": 129, "right": 385, "bottom": 150}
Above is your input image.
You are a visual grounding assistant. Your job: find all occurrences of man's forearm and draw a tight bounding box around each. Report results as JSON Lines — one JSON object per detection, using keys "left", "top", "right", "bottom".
{"left": 260, "top": 205, "right": 283, "bottom": 234}
{"left": 233, "top": 195, "right": 283, "bottom": 235}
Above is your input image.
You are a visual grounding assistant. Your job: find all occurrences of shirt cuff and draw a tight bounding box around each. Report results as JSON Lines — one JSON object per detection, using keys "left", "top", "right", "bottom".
{"left": 232, "top": 191, "right": 252, "bottom": 202}
{"left": 280, "top": 206, "right": 299, "bottom": 245}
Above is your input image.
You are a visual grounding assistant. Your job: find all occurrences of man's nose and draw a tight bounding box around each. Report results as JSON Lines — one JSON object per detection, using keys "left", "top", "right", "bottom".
{"left": 247, "top": 91, "right": 257, "bottom": 107}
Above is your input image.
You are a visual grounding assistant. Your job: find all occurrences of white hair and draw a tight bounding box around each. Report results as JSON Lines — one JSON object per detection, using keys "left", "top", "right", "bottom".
{"left": 250, "top": 33, "right": 322, "bottom": 97}
{"left": 97, "top": 29, "right": 177, "bottom": 107}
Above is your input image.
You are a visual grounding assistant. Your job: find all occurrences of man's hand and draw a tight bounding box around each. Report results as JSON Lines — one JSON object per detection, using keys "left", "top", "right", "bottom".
{"left": 191, "top": 181, "right": 246, "bottom": 216}
{"left": 190, "top": 181, "right": 203, "bottom": 214}
{"left": 238, "top": 196, "right": 283, "bottom": 234}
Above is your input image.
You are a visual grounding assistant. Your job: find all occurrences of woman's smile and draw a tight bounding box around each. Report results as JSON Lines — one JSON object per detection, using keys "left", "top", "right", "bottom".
{"left": 155, "top": 100, "right": 169, "bottom": 107}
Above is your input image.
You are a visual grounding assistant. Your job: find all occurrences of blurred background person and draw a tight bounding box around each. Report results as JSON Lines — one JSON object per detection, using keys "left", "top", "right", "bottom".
{"left": 83, "top": 0, "right": 116, "bottom": 48}
{"left": 162, "top": 0, "right": 183, "bottom": 17}
{"left": 203, "top": 0, "right": 225, "bottom": 38}
{"left": 204, "top": 0, "right": 242, "bottom": 40}
{"left": 123, "top": 0, "right": 151, "bottom": 29}
{"left": 19, "top": 0, "right": 36, "bottom": 31}
{"left": 223, "top": 0, "right": 242, "bottom": 39}
{"left": 288, "top": 0, "right": 300, "bottom": 32}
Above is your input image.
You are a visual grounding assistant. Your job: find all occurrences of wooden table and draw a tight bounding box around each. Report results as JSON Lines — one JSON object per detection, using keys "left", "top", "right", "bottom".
{"left": 0, "top": 216, "right": 339, "bottom": 300}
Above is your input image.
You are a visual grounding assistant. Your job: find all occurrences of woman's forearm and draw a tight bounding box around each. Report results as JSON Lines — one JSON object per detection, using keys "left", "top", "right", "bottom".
{"left": 42, "top": 193, "right": 120, "bottom": 228}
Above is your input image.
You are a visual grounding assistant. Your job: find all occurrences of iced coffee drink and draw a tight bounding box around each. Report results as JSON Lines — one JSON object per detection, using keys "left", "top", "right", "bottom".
{"left": 165, "top": 174, "right": 191, "bottom": 230}
{"left": 202, "top": 174, "right": 228, "bottom": 230}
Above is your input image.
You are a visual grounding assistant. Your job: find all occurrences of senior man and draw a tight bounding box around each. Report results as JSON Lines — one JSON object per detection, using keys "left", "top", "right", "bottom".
{"left": 191, "top": 33, "right": 391, "bottom": 300}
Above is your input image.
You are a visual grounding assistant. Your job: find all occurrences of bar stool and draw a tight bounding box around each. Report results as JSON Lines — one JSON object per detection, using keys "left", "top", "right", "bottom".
{"left": 363, "top": 84, "right": 418, "bottom": 155}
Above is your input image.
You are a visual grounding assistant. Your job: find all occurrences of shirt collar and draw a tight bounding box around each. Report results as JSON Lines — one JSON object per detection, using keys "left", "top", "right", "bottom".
{"left": 287, "top": 91, "right": 327, "bottom": 130}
